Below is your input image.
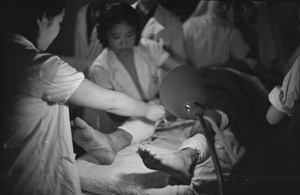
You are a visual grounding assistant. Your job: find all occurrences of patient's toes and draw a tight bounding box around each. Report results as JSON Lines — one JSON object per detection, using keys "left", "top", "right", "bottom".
{"left": 144, "top": 147, "right": 152, "bottom": 154}
{"left": 138, "top": 145, "right": 146, "bottom": 158}
{"left": 147, "top": 149, "right": 157, "bottom": 160}
{"left": 72, "top": 117, "right": 94, "bottom": 141}
{"left": 138, "top": 145, "right": 156, "bottom": 160}
{"left": 73, "top": 117, "right": 88, "bottom": 129}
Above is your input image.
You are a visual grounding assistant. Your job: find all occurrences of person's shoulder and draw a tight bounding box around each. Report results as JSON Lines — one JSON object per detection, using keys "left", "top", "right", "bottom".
{"left": 294, "top": 56, "right": 300, "bottom": 63}
{"left": 183, "top": 16, "right": 201, "bottom": 25}
{"left": 76, "top": 4, "right": 89, "bottom": 21}
{"left": 39, "top": 53, "right": 84, "bottom": 82}
{"left": 183, "top": 16, "right": 205, "bottom": 29}
{"left": 90, "top": 48, "right": 111, "bottom": 70}
{"left": 291, "top": 56, "right": 300, "bottom": 70}
{"left": 77, "top": 4, "right": 89, "bottom": 15}
{"left": 154, "top": 5, "right": 180, "bottom": 24}
{"left": 40, "top": 53, "right": 71, "bottom": 71}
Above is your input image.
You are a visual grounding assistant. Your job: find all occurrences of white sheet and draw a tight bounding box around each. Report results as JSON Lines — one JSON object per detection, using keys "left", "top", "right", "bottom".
{"left": 76, "top": 121, "right": 195, "bottom": 195}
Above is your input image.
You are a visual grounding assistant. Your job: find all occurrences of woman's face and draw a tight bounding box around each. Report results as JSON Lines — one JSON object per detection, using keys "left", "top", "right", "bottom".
{"left": 37, "top": 9, "right": 65, "bottom": 51}
{"left": 107, "top": 22, "right": 136, "bottom": 55}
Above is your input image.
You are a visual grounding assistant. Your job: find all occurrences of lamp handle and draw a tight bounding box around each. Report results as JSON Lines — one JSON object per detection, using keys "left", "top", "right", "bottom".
{"left": 197, "top": 115, "right": 223, "bottom": 195}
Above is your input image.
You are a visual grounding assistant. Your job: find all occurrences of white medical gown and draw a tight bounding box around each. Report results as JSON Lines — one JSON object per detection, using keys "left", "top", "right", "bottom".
{"left": 3, "top": 34, "right": 84, "bottom": 195}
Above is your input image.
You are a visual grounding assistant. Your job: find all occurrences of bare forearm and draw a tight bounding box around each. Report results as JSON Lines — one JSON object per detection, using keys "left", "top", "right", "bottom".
{"left": 105, "top": 92, "right": 149, "bottom": 117}
{"left": 69, "top": 79, "right": 164, "bottom": 121}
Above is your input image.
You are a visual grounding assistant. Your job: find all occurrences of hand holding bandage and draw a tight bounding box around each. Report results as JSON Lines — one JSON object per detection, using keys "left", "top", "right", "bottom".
{"left": 144, "top": 101, "right": 165, "bottom": 122}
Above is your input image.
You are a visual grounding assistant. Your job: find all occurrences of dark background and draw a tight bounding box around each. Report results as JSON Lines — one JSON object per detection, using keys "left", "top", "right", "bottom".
{"left": 48, "top": 0, "right": 300, "bottom": 66}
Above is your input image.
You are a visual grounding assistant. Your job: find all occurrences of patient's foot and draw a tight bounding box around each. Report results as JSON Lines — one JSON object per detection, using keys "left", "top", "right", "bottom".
{"left": 71, "top": 117, "right": 132, "bottom": 165}
{"left": 138, "top": 145, "right": 199, "bottom": 182}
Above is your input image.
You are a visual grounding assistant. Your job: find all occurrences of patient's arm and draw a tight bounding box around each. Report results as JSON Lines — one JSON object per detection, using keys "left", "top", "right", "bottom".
{"left": 266, "top": 105, "right": 287, "bottom": 125}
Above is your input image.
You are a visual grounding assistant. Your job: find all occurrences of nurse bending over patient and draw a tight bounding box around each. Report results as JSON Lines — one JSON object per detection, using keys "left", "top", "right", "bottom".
{"left": 2, "top": 0, "right": 164, "bottom": 194}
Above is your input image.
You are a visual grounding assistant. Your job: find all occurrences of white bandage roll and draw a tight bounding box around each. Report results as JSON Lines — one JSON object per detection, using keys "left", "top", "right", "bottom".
{"left": 118, "top": 118, "right": 156, "bottom": 144}
{"left": 179, "top": 134, "right": 209, "bottom": 164}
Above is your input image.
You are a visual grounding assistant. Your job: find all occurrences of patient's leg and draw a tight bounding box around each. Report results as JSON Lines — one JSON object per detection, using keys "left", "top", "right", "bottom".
{"left": 138, "top": 145, "right": 199, "bottom": 181}
{"left": 72, "top": 117, "right": 132, "bottom": 165}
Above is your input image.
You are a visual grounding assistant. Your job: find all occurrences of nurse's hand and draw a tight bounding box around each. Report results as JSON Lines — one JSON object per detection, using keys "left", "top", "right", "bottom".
{"left": 144, "top": 102, "right": 165, "bottom": 122}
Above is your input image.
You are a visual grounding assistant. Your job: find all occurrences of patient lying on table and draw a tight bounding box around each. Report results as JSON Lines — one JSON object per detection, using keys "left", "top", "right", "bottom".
{"left": 72, "top": 105, "right": 244, "bottom": 194}
{"left": 75, "top": 62, "right": 275, "bottom": 194}
{"left": 137, "top": 63, "right": 275, "bottom": 193}
{"left": 138, "top": 107, "right": 245, "bottom": 194}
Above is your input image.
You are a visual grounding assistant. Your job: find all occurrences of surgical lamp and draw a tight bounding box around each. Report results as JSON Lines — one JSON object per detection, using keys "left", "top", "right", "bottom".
{"left": 159, "top": 65, "right": 223, "bottom": 195}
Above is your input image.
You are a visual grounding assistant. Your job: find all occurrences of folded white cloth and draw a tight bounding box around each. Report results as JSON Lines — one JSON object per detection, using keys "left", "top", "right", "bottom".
{"left": 119, "top": 118, "right": 155, "bottom": 144}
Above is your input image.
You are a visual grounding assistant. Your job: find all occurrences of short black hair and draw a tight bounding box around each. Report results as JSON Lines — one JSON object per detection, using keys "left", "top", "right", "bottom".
{"left": 96, "top": 2, "right": 141, "bottom": 48}
{"left": 3, "top": 0, "right": 66, "bottom": 47}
